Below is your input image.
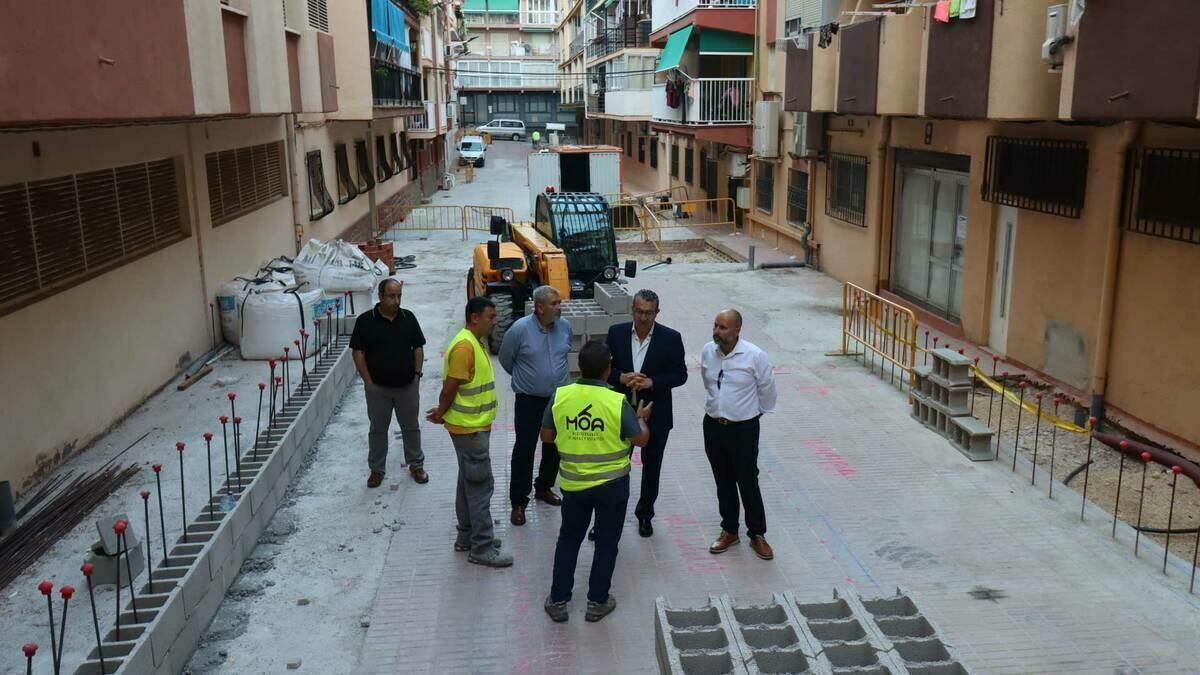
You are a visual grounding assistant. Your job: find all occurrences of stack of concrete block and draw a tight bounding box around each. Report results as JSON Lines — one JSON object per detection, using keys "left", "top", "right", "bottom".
{"left": 655, "top": 588, "right": 968, "bottom": 674}
{"left": 525, "top": 283, "right": 632, "bottom": 376}
{"left": 911, "top": 348, "right": 994, "bottom": 461}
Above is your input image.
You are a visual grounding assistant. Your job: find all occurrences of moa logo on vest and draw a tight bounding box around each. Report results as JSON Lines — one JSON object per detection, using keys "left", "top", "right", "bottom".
{"left": 564, "top": 403, "right": 606, "bottom": 433}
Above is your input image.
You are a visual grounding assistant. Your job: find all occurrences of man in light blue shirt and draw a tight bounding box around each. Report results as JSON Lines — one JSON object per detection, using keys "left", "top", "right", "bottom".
{"left": 499, "top": 285, "right": 573, "bottom": 526}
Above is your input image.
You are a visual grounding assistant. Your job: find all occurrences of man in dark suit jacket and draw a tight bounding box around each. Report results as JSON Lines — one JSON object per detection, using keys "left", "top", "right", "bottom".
{"left": 605, "top": 289, "right": 688, "bottom": 538}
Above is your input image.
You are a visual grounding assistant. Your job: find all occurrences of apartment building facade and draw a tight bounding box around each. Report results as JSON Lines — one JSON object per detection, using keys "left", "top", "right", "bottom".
{"left": 454, "top": 0, "right": 578, "bottom": 134}
{"left": 754, "top": 0, "right": 1200, "bottom": 450}
{"left": 0, "top": 0, "right": 458, "bottom": 495}
{"left": 556, "top": 0, "right": 588, "bottom": 134}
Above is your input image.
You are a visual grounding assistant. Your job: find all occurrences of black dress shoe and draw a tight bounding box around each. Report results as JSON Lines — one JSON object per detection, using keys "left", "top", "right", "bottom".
{"left": 638, "top": 518, "right": 653, "bottom": 538}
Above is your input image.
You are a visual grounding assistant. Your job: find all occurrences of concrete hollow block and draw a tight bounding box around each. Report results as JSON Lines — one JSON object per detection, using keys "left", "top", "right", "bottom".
{"left": 73, "top": 659, "right": 124, "bottom": 674}
{"left": 822, "top": 641, "right": 879, "bottom": 668}
{"left": 860, "top": 594, "right": 920, "bottom": 618}
{"left": 88, "top": 641, "right": 136, "bottom": 660}
{"left": 669, "top": 627, "right": 729, "bottom": 651}
{"left": 807, "top": 618, "right": 867, "bottom": 643}
{"left": 104, "top": 625, "right": 147, "bottom": 643}
{"left": 97, "top": 514, "right": 139, "bottom": 556}
{"left": 874, "top": 615, "right": 936, "bottom": 639}
{"left": 749, "top": 647, "right": 810, "bottom": 673}
{"left": 893, "top": 637, "right": 953, "bottom": 663}
{"left": 730, "top": 603, "right": 789, "bottom": 626}
{"left": 739, "top": 624, "right": 800, "bottom": 650}
{"left": 793, "top": 598, "right": 854, "bottom": 622}
{"left": 905, "top": 662, "right": 969, "bottom": 675}
{"left": 86, "top": 539, "right": 145, "bottom": 588}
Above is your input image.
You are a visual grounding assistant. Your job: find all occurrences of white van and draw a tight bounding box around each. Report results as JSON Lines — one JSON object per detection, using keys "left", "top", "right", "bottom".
{"left": 476, "top": 119, "right": 527, "bottom": 141}
{"left": 459, "top": 135, "right": 486, "bottom": 167}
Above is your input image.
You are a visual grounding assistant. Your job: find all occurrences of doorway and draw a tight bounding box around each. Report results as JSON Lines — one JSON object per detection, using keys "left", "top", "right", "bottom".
{"left": 728, "top": 177, "right": 744, "bottom": 229}
{"left": 561, "top": 153, "right": 590, "bottom": 192}
{"left": 989, "top": 205, "right": 1017, "bottom": 354}
{"left": 891, "top": 165, "right": 968, "bottom": 319}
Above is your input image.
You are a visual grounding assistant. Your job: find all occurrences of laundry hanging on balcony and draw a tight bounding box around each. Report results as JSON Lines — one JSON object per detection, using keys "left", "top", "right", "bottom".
{"left": 371, "top": 0, "right": 412, "bottom": 69}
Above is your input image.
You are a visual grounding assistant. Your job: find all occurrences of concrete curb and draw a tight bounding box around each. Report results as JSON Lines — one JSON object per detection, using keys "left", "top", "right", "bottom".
{"left": 74, "top": 337, "right": 356, "bottom": 675}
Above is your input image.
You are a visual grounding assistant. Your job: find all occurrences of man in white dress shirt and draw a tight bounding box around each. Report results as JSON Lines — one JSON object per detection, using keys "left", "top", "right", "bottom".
{"left": 700, "top": 309, "right": 778, "bottom": 560}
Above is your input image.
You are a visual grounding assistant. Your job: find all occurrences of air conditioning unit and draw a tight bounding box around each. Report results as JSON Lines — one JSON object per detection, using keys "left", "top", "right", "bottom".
{"left": 754, "top": 101, "right": 781, "bottom": 159}
{"left": 1042, "top": 4, "right": 1071, "bottom": 68}
{"left": 729, "top": 152, "right": 750, "bottom": 178}
{"left": 790, "top": 112, "right": 822, "bottom": 158}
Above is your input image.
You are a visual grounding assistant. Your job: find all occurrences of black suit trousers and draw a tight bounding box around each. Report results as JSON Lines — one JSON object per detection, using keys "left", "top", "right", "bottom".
{"left": 634, "top": 429, "right": 670, "bottom": 520}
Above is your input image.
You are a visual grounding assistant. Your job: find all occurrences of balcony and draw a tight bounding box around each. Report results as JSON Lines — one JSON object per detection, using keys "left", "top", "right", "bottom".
{"left": 602, "top": 89, "right": 653, "bottom": 118}
{"left": 373, "top": 63, "right": 424, "bottom": 108}
{"left": 569, "top": 33, "right": 586, "bottom": 60}
{"left": 522, "top": 9, "right": 559, "bottom": 27}
{"left": 651, "top": 0, "right": 755, "bottom": 37}
{"left": 588, "top": 94, "right": 605, "bottom": 114}
{"left": 587, "top": 25, "right": 651, "bottom": 61}
{"left": 407, "top": 102, "right": 448, "bottom": 138}
{"left": 651, "top": 78, "right": 752, "bottom": 125}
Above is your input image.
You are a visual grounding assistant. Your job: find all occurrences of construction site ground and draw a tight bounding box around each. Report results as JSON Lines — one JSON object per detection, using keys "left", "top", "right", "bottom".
{"left": 3, "top": 140, "right": 1199, "bottom": 673}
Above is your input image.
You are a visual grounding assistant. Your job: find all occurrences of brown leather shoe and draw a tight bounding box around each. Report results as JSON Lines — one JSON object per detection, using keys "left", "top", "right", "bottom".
{"left": 409, "top": 467, "right": 429, "bottom": 484}
{"left": 367, "top": 471, "right": 384, "bottom": 488}
{"left": 749, "top": 536, "right": 774, "bottom": 561}
{"left": 709, "top": 531, "right": 740, "bottom": 554}
{"left": 511, "top": 505, "right": 526, "bottom": 526}
{"left": 534, "top": 488, "right": 562, "bottom": 506}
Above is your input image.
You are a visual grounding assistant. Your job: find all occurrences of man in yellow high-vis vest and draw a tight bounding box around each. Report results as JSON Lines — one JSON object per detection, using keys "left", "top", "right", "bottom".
{"left": 426, "top": 296, "right": 512, "bottom": 568}
{"left": 540, "top": 341, "right": 651, "bottom": 622}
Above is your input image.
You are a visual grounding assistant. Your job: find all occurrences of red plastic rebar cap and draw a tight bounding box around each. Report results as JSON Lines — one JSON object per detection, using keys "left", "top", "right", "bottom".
{"left": 1036, "top": 393, "right": 1043, "bottom": 400}
{"left": 1141, "top": 452, "right": 1152, "bottom": 462}
{"left": 283, "top": 346, "right": 290, "bottom": 353}
{"left": 228, "top": 392, "right": 237, "bottom": 401}
{"left": 974, "top": 357, "right": 980, "bottom": 364}
{"left": 23, "top": 644, "right": 37, "bottom": 657}
{"left": 314, "top": 318, "right": 321, "bottom": 325}
{"left": 282, "top": 354, "right": 289, "bottom": 362}
{"left": 204, "top": 432, "right": 213, "bottom": 441}
{"left": 60, "top": 586, "right": 74, "bottom": 600}
{"left": 1019, "top": 381, "right": 1027, "bottom": 389}
{"left": 38, "top": 581, "right": 53, "bottom": 595}
{"left": 220, "top": 415, "right": 229, "bottom": 424}
{"left": 152, "top": 463, "right": 162, "bottom": 473}
{"left": 176, "top": 442, "right": 185, "bottom": 451}
{"left": 1002, "top": 371, "right": 1009, "bottom": 377}
{"left": 113, "top": 521, "right": 127, "bottom": 534}
{"left": 335, "top": 299, "right": 342, "bottom": 307}
{"left": 1172, "top": 465, "right": 1182, "bottom": 474}
{"left": 993, "top": 354, "right": 999, "bottom": 361}
{"left": 958, "top": 348, "right": 965, "bottom": 355}
{"left": 1089, "top": 416, "right": 1098, "bottom": 425}
{"left": 140, "top": 490, "right": 150, "bottom": 499}
{"left": 81, "top": 562, "right": 94, "bottom": 577}
{"left": 269, "top": 358, "right": 276, "bottom": 368}
{"left": 1120, "top": 440, "right": 1129, "bottom": 450}
{"left": 258, "top": 383, "right": 265, "bottom": 391}
{"left": 275, "top": 376, "right": 282, "bottom": 384}
{"left": 234, "top": 416, "right": 242, "bottom": 424}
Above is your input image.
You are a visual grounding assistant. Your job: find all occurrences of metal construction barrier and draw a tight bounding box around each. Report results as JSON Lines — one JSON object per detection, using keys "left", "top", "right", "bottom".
{"left": 377, "top": 204, "right": 467, "bottom": 240}
{"left": 829, "top": 282, "right": 919, "bottom": 388}
{"left": 464, "top": 205, "right": 514, "bottom": 234}
{"left": 646, "top": 198, "right": 737, "bottom": 232}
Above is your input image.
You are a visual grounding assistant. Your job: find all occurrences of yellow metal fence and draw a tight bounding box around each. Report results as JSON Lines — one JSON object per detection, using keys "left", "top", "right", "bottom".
{"left": 830, "top": 282, "right": 919, "bottom": 388}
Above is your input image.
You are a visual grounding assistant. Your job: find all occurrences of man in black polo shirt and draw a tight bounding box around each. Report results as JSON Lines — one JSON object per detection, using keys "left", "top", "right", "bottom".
{"left": 351, "top": 278, "right": 428, "bottom": 488}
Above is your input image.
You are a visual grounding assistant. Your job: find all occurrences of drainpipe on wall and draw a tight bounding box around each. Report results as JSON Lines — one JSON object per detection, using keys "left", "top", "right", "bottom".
{"left": 186, "top": 125, "right": 213, "bottom": 345}
{"left": 1089, "top": 120, "right": 1143, "bottom": 422}
{"left": 284, "top": 113, "right": 305, "bottom": 253}
{"left": 870, "top": 115, "right": 893, "bottom": 292}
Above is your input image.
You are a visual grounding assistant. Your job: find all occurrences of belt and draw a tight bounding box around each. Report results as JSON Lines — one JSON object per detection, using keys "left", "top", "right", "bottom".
{"left": 707, "top": 414, "right": 759, "bottom": 426}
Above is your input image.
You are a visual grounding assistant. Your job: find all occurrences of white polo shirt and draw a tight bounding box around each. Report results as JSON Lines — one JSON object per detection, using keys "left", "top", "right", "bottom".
{"left": 701, "top": 338, "right": 777, "bottom": 422}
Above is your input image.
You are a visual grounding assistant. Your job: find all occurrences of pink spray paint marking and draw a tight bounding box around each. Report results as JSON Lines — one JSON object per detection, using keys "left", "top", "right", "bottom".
{"left": 794, "top": 384, "right": 831, "bottom": 398}
{"left": 665, "top": 514, "right": 724, "bottom": 575}
{"left": 803, "top": 439, "right": 857, "bottom": 477}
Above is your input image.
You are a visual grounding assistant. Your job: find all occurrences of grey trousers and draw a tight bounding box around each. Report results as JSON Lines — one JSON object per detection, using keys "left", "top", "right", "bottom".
{"left": 365, "top": 380, "right": 423, "bottom": 474}
{"left": 451, "top": 431, "right": 496, "bottom": 555}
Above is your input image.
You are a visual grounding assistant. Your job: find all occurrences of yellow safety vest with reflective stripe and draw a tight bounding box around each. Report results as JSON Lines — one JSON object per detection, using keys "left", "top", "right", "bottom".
{"left": 442, "top": 328, "right": 498, "bottom": 428}
{"left": 552, "top": 383, "right": 630, "bottom": 492}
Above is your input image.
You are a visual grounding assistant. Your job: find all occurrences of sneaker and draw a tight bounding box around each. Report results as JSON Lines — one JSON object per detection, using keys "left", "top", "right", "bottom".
{"left": 585, "top": 595, "right": 617, "bottom": 622}
{"left": 544, "top": 595, "right": 569, "bottom": 623}
{"left": 468, "top": 546, "right": 513, "bottom": 568}
{"left": 455, "top": 537, "right": 502, "bottom": 552}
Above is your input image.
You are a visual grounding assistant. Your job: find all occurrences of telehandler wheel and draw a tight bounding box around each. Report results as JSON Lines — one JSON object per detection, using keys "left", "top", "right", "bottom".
{"left": 487, "top": 291, "right": 514, "bottom": 355}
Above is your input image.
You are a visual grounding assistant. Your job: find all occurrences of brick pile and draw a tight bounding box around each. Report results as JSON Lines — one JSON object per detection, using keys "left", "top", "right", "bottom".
{"left": 354, "top": 239, "right": 395, "bottom": 274}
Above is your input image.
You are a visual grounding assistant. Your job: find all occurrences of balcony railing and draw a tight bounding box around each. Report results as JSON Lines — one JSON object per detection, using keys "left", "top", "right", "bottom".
{"left": 569, "top": 33, "right": 586, "bottom": 59}
{"left": 603, "top": 89, "right": 653, "bottom": 118}
{"left": 651, "top": 78, "right": 752, "bottom": 125}
{"left": 651, "top": 0, "right": 755, "bottom": 34}
{"left": 373, "top": 63, "right": 423, "bottom": 107}
{"left": 523, "top": 9, "right": 559, "bottom": 26}
{"left": 588, "top": 94, "right": 604, "bottom": 113}
{"left": 587, "top": 25, "right": 651, "bottom": 60}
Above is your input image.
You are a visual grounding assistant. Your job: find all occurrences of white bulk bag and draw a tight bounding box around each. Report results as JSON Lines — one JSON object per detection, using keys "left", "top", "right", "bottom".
{"left": 259, "top": 256, "right": 298, "bottom": 289}
{"left": 217, "top": 276, "right": 291, "bottom": 345}
{"left": 293, "top": 239, "right": 382, "bottom": 293}
{"left": 240, "top": 289, "right": 324, "bottom": 360}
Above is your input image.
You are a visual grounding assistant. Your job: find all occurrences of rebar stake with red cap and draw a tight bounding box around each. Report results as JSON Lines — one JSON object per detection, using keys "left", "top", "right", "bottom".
{"left": 233, "top": 417, "right": 243, "bottom": 492}
{"left": 1135, "top": 452, "right": 1151, "bottom": 555}
{"left": 987, "top": 355, "right": 999, "bottom": 427}
{"left": 152, "top": 464, "right": 168, "bottom": 566}
{"left": 56, "top": 585, "right": 73, "bottom": 671}
{"left": 176, "top": 442, "right": 187, "bottom": 543}
{"left": 204, "top": 432, "right": 215, "bottom": 521}
{"left": 274, "top": 376, "right": 283, "bottom": 422}
{"left": 39, "top": 581, "right": 57, "bottom": 674}
{"left": 314, "top": 318, "right": 323, "bottom": 366}
{"left": 268, "top": 359, "right": 277, "bottom": 429}
{"left": 1112, "top": 441, "right": 1130, "bottom": 538}
{"left": 254, "top": 384, "right": 265, "bottom": 458}
{"left": 971, "top": 358, "right": 980, "bottom": 412}
{"left": 23, "top": 643, "right": 37, "bottom": 675}
{"left": 923, "top": 330, "right": 929, "bottom": 365}
{"left": 336, "top": 296, "right": 344, "bottom": 337}
{"left": 1031, "top": 393, "right": 1043, "bottom": 485}
{"left": 1012, "top": 382, "right": 1026, "bottom": 471}
{"left": 282, "top": 349, "right": 291, "bottom": 408}
{"left": 294, "top": 338, "right": 306, "bottom": 392}
{"left": 1164, "top": 466, "right": 1182, "bottom": 574}
{"left": 82, "top": 562, "right": 104, "bottom": 672}
{"left": 1189, "top": 515, "right": 1199, "bottom": 593}
{"left": 1081, "top": 416, "right": 1097, "bottom": 521}
{"left": 219, "top": 416, "right": 231, "bottom": 507}
{"left": 995, "top": 372, "right": 1009, "bottom": 458}
{"left": 140, "top": 490, "right": 153, "bottom": 584}
{"left": 117, "top": 520, "right": 139, "bottom": 623}
{"left": 1048, "top": 396, "right": 1061, "bottom": 498}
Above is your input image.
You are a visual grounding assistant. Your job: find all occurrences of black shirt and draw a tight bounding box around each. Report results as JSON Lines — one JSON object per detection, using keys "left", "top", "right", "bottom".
{"left": 349, "top": 305, "right": 426, "bottom": 387}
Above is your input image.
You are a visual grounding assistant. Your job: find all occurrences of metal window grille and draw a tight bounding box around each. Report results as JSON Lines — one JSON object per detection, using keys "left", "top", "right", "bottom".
{"left": 376, "top": 136, "right": 396, "bottom": 182}
{"left": 650, "top": 138, "right": 658, "bottom": 168}
{"left": 334, "top": 144, "right": 358, "bottom": 205}
{"left": 307, "top": 0, "right": 329, "bottom": 32}
{"left": 1123, "top": 146, "right": 1200, "bottom": 245}
{"left": 982, "top": 136, "right": 1088, "bottom": 219}
{"left": 788, "top": 169, "right": 808, "bottom": 226}
{"left": 638, "top": 137, "right": 646, "bottom": 163}
{"left": 354, "top": 140, "right": 376, "bottom": 192}
{"left": 306, "top": 150, "right": 334, "bottom": 221}
{"left": 755, "top": 161, "right": 774, "bottom": 212}
{"left": 0, "top": 158, "right": 187, "bottom": 316}
{"left": 670, "top": 144, "right": 678, "bottom": 178}
{"left": 685, "top": 146, "right": 694, "bottom": 185}
{"left": 205, "top": 142, "right": 286, "bottom": 227}
{"left": 699, "top": 149, "right": 708, "bottom": 190}
{"left": 826, "top": 152, "right": 867, "bottom": 227}
{"left": 390, "top": 133, "right": 406, "bottom": 172}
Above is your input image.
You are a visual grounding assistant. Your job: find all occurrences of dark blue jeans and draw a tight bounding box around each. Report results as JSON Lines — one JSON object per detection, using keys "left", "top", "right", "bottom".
{"left": 550, "top": 475, "right": 630, "bottom": 604}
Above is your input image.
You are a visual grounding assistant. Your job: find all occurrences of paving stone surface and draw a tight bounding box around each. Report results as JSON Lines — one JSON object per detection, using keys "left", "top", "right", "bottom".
{"left": 356, "top": 265, "right": 1200, "bottom": 673}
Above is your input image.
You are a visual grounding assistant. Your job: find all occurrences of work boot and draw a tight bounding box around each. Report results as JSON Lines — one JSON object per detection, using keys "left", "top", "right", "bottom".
{"left": 544, "top": 595, "right": 569, "bottom": 623}
{"left": 367, "top": 471, "right": 384, "bottom": 488}
{"left": 708, "top": 531, "right": 740, "bottom": 554}
{"left": 456, "top": 537, "right": 502, "bottom": 552}
{"left": 585, "top": 595, "right": 617, "bottom": 622}
{"left": 468, "top": 546, "right": 513, "bottom": 568}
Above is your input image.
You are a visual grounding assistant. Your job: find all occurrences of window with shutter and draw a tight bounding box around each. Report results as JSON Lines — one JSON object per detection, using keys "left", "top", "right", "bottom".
{"left": 335, "top": 143, "right": 358, "bottom": 205}
{"left": 685, "top": 145, "right": 694, "bottom": 184}
{"left": 390, "top": 133, "right": 405, "bottom": 172}
{"left": 205, "top": 141, "right": 288, "bottom": 227}
{"left": 755, "top": 161, "right": 774, "bottom": 213}
{"left": 788, "top": 169, "right": 809, "bottom": 226}
{"left": 650, "top": 137, "right": 658, "bottom": 168}
{"left": 307, "top": 150, "right": 335, "bottom": 221}
{"left": 307, "top": 0, "right": 329, "bottom": 32}
{"left": 0, "top": 158, "right": 187, "bottom": 316}
{"left": 670, "top": 143, "right": 678, "bottom": 178}
{"left": 376, "top": 135, "right": 395, "bottom": 182}
{"left": 699, "top": 149, "right": 708, "bottom": 190}
{"left": 355, "top": 139, "right": 375, "bottom": 192}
